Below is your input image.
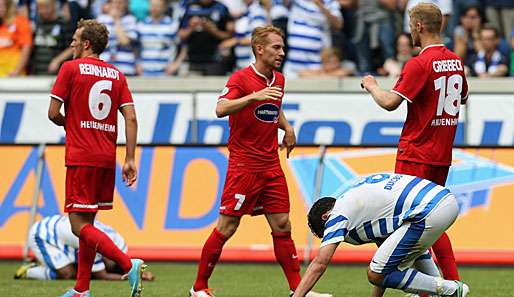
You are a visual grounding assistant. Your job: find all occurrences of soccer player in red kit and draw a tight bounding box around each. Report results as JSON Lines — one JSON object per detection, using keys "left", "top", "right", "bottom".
{"left": 189, "top": 25, "right": 331, "bottom": 297}
{"left": 361, "top": 3, "right": 468, "bottom": 297}
{"left": 48, "top": 19, "right": 146, "bottom": 297}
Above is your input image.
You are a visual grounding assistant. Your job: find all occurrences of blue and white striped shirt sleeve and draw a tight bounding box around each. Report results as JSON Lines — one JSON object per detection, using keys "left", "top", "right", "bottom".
{"left": 320, "top": 214, "right": 348, "bottom": 247}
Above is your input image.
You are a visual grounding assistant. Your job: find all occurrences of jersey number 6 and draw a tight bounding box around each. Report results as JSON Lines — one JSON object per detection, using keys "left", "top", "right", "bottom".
{"left": 89, "top": 80, "right": 113, "bottom": 121}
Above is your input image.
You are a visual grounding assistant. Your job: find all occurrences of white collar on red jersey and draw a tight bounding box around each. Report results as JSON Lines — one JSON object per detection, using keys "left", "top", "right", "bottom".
{"left": 250, "top": 63, "right": 276, "bottom": 87}
{"left": 419, "top": 44, "right": 445, "bottom": 55}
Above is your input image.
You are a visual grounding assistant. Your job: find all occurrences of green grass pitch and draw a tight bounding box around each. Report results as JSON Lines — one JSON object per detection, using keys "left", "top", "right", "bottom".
{"left": 1, "top": 261, "right": 514, "bottom": 296}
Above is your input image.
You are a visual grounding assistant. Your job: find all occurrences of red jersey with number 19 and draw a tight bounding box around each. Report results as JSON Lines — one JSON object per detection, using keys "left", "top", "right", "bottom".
{"left": 218, "top": 64, "right": 284, "bottom": 171}
{"left": 51, "top": 57, "right": 134, "bottom": 169}
{"left": 391, "top": 44, "right": 469, "bottom": 166}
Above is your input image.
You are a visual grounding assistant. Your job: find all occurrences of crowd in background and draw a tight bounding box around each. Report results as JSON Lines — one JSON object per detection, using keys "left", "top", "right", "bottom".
{"left": 0, "top": 0, "right": 513, "bottom": 78}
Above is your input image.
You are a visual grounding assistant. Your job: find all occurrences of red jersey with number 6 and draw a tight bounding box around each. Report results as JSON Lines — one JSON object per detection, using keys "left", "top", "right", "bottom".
{"left": 218, "top": 64, "right": 284, "bottom": 171}
{"left": 51, "top": 57, "right": 134, "bottom": 169}
{"left": 391, "top": 44, "right": 469, "bottom": 166}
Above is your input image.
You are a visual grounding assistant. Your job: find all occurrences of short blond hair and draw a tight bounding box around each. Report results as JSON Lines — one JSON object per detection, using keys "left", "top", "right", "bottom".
{"left": 77, "top": 19, "right": 109, "bottom": 55}
{"left": 251, "top": 25, "right": 284, "bottom": 55}
{"left": 408, "top": 3, "right": 442, "bottom": 33}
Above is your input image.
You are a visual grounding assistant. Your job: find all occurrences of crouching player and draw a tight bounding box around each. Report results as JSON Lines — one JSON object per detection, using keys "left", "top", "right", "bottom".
{"left": 292, "top": 173, "right": 470, "bottom": 297}
{"left": 14, "top": 215, "right": 154, "bottom": 282}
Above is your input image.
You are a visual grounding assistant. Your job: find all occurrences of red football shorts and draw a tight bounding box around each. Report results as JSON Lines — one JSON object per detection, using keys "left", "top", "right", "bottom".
{"left": 220, "top": 168, "right": 290, "bottom": 216}
{"left": 395, "top": 160, "right": 450, "bottom": 186}
{"left": 65, "top": 166, "right": 115, "bottom": 213}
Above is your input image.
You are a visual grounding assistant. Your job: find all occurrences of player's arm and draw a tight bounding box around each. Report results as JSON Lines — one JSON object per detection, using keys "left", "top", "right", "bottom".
{"left": 120, "top": 105, "right": 138, "bottom": 186}
{"left": 279, "top": 110, "right": 296, "bottom": 158}
{"left": 48, "top": 98, "right": 65, "bottom": 127}
{"left": 292, "top": 243, "right": 339, "bottom": 297}
{"left": 216, "top": 87, "right": 283, "bottom": 118}
{"left": 361, "top": 75, "right": 403, "bottom": 111}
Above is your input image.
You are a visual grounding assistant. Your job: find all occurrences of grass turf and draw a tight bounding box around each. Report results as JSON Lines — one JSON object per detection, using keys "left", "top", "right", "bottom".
{"left": 1, "top": 261, "right": 513, "bottom": 296}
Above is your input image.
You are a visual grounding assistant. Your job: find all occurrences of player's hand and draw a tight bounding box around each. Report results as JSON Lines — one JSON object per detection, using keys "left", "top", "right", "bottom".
{"left": 361, "top": 75, "right": 378, "bottom": 92}
{"left": 251, "top": 86, "right": 283, "bottom": 102}
{"left": 142, "top": 271, "right": 155, "bottom": 281}
{"left": 122, "top": 159, "right": 137, "bottom": 186}
{"left": 281, "top": 128, "right": 296, "bottom": 158}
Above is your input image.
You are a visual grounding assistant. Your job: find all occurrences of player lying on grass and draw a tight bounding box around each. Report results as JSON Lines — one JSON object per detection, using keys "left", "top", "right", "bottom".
{"left": 291, "top": 173, "right": 470, "bottom": 297}
{"left": 14, "top": 215, "right": 154, "bottom": 282}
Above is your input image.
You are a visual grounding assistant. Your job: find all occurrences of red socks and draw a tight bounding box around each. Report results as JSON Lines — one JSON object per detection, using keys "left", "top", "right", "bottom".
{"left": 194, "top": 228, "right": 228, "bottom": 291}
{"left": 272, "top": 232, "right": 301, "bottom": 291}
{"left": 74, "top": 237, "right": 96, "bottom": 292}
{"left": 79, "top": 224, "right": 132, "bottom": 273}
{"left": 432, "top": 232, "right": 460, "bottom": 280}
{"left": 75, "top": 224, "right": 132, "bottom": 292}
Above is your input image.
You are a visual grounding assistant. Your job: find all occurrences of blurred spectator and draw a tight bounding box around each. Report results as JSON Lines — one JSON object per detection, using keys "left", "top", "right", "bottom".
{"left": 336, "top": 0, "right": 358, "bottom": 64}
{"left": 447, "top": 0, "right": 481, "bottom": 35}
{"left": 130, "top": 0, "right": 149, "bottom": 21}
{"left": 299, "top": 47, "right": 355, "bottom": 77}
{"left": 67, "top": 0, "right": 93, "bottom": 31}
{"left": 470, "top": 25, "right": 508, "bottom": 77}
{"left": 511, "top": 26, "right": 514, "bottom": 76}
{"left": 381, "top": 32, "right": 413, "bottom": 77}
{"left": 402, "top": 0, "right": 452, "bottom": 34}
{"left": 136, "top": 0, "right": 186, "bottom": 76}
{"left": 0, "top": 0, "right": 32, "bottom": 77}
{"left": 270, "top": 0, "right": 289, "bottom": 37}
{"left": 178, "top": 0, "right": 234, "bottom": 75}
{"left": 219, "top": 0, "right": 268, "bottom": 69}
{"left": 484, "top": 0, "right": 514, "bottom": 41}
{"left": 269, "top": 0, "right": 289, "bottom": 71}
{"left": 30, "top": 0, "right": 73, "bottom": 75}
{"left": 352, "top": 0, "right": 396, "bottom": 74}
{"left": 167, "top": 0, "right": 188, "bottom": 20}
{"left": 219, "top": 0, "right": 245, "bottom": 17}
{"left": 453, "top": 5, "right": 482, "bottom": 65}
{"left": 97, "top": 0, "right": 138, "bottom": 75}
{"left": 283, "top": 0, "right": 343, "bottom": 78}
{"left": 17, "top": 0, "right": 66, "bottom": 23}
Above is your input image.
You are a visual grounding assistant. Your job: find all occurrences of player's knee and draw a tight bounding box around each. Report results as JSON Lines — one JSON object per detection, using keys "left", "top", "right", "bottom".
{"left": 216, "top": 216, "right": 240, "bottom": 238}
{"left": 270, "top": 216, "right": 291, "bottom": 233}
{"left": 367, "top": 268, "right": 384, "bottom": 286}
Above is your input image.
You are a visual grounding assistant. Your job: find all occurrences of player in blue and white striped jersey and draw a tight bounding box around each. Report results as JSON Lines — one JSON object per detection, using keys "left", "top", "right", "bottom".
{"left": 136, "top": 0, "right": 186, "bottom": 76}
{"left": 233, "top": 0, "right": 269, "bottom": 69}
{"left": 97, "top": 0, "right": 138, "bottom": 76}
{"left": 292, "top": 173, "right": 470, "bottom": 297}
{"left": 283, "top": 0, "right": 342, "bottom": 78}
{"left": 14, "top": 215, "right": 154, "bottom": 282}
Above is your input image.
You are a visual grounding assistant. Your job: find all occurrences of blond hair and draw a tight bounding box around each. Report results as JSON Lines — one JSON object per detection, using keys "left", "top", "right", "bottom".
{"left": 77, "top": 19, "right": 109, "bottom": 55}
{"left": 251, "top": 25, "right": 284, "bottom": 55}
{"left": 408, "top": 3, "right": 442, "bottom": 34}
